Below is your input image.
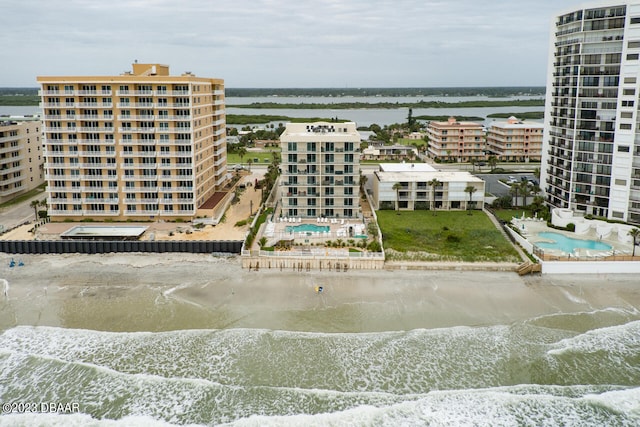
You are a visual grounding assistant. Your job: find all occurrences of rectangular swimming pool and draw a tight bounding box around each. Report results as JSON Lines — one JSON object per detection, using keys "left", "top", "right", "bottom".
{"left": 285, "top": 224, "right": 330, "bottom": 233}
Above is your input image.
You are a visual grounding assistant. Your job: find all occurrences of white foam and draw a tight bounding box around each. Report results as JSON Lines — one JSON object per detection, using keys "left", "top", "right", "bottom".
{"left": 548, "top": 320, "right": 640, "bottom": 356}
{"left": 0, "top": 413, "right": 189, "bottom": 427}
{"left": 225, "top": 385, "right": 640, "bottom": 427}
{"left": 0, "top": 278, "right": 8, "bottom": 297}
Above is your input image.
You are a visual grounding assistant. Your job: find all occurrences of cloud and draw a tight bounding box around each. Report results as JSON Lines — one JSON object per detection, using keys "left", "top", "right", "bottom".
{"left": 1, "top": 0, "right": 561, "bottom": 87}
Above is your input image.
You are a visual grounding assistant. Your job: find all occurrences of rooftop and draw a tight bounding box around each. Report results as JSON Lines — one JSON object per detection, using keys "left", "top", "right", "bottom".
{"left": 375, "top": 170, "right": 484, "bottom": 183}
{"left": 379, "top": 163, "right": 437, "bottom": 172}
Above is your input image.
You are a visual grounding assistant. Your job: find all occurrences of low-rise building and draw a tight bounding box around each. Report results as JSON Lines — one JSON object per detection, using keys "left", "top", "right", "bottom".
{"left": 361, "top": 143, "right": 418, "bottom": 161}
{"left": 427, "top": 117, "right": 485, "bottom": 162}
{"left": 0, "top": 117, "right": 44, "bottom": 203}
{"left": 372, "top": 163, "right": 485, "bottom": 211}
{"left": 486, "top": 116, "right": 543, "bottom": 162}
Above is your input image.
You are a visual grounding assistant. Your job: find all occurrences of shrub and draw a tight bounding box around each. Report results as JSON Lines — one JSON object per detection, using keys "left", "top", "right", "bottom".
{"left": 235, "top": 219, "right": 248, "bottom": 227}
{"left": 492, "top": 195, "right": 513, "bottom": 209}
{"left": 367, "top": 241, "right": 382, "bottom": 252}
{"left": 566, "top": 223, "right": 575, "bottom": 232}
{"left": 446, "top": 234, "right": 461, "bottom": 243}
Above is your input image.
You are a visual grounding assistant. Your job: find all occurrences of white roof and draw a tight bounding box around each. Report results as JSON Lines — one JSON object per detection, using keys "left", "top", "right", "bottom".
{"left": 379, "top": 163, "right": 436, "bottom": 172}
{"left": 376, "top": 170, "right": 484, "bottom": 184}
{"left": 61, "top": 225, "right": 148, "bottom": 238}
{"left": 489, "top": 120, "right": 544, "bottom": 130}
{"left": 280, "top": 122, "right": 360, "bottom": 142}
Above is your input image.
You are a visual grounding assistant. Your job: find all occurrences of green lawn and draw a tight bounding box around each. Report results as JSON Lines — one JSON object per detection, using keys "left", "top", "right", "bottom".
{"left": 396, "top": 138, "right": 427, "bottom": 148}
{"left": 227, "top": 149, "right": 281, "bottom": 165}
{"left": 491, "top": 209, "right": 532, "bottom": 223}
{"left": 0, "top": 184, "right": 46, "bottom": 208}
{"left": 376, "top": 210, "right": 520, "bottom": 262}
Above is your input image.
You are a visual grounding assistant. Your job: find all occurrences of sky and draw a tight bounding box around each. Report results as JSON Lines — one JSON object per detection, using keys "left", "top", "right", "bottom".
{"left": 1, "top": 0, "right": 570, "bottom": 88}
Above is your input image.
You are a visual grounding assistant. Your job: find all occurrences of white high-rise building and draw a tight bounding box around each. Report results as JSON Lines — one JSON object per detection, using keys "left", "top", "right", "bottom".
{"left": 542, "top": 1, "right": 640, "bottom": 224}
{"left": 279, "top": 122, "right": 360, "bottom": 219}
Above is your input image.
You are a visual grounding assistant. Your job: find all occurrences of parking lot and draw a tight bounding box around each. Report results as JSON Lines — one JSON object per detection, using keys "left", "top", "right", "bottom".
{"left": 475, "top": 173, "right": 538, "bottom": 197}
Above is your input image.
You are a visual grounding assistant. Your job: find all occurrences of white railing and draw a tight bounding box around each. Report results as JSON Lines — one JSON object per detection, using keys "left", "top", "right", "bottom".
{"left": 242, "top": 249, "right": 384, "bottom": 259}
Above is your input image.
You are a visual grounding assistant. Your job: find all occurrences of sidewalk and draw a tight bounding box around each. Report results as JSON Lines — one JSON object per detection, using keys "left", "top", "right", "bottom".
{"left": 0, "top": 190, "right": 47, "bottom": 233}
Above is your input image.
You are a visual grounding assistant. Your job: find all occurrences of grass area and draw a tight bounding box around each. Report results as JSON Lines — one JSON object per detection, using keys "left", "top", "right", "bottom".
{"left": 0, "top": 95, "right": 40, "bottom": 106}
{"left": 414, "top": 115, "right": 484, "bottom": 122}
{"left": 377, "top": 210, "right": 520, "bottom": 262}
{"left": 233, "top": 99, "right": 544, "bottom": 110}
{"left": 0, "top": 184, "right": 46, "bottom": 209}
{"left": 396, "top": 138, "right": 427, "bottom": 147}
{"left": 227, "top": 149, "right": 280, "bottom": 164}
{"left": 491, "top": 209, "right": 531, "bottom": 223}
{"left": 487, "top": 111, "right": 544, "bottom": 120}
{"left": 227, "top": 114, "right": 351, "bottom": 124}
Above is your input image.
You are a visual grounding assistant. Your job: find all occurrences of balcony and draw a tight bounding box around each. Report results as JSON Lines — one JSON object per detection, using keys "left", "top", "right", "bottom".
{"left": 78, "top": 127, "right": 114, "bottom": 132}
{"left": 0, "top": 175, "right": 23, "bottom": 185}
{"left": 118, "top": 127, "right": 156, "bottom": 133}
{"left": 0, "top": 155, "right": 25, "bottom": 164}
{"left": 80, "top": 163, "right": 117, "bottom": 169}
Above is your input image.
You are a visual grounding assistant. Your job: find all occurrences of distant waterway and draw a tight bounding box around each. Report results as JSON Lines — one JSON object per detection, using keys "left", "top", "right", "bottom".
{"left": 1, "top": 95, "right": 545, "bottom": 127}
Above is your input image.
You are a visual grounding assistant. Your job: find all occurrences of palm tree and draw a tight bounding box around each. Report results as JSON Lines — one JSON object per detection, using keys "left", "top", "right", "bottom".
{"left": 428, "top": 178, "right": 441, "bottom": 215}
{"left": 510, "top": 184, "right": 520, "bottom": 208}
{"left": 629, "top": 228, "right": 640, "bottom": 257}
{"left": 39, "top": 199, "right": 48, "bottom": 219}
{"left": 487, "top": 155, "right": 498, "bottom": 172}
{"left": 464, "top": 185, "right": 477, "bottom": 215}
{"left": 30, "top": 200, "right": 40, "bottom": 220}
{"left": 392, "top": 182, "right": 402, "bottom": 210}
{"left": 247, "top": 158, "right": 253, "bottom": 171}
{"left": 519, "top": 181, "right": 532, "bottom": 208}
{"left": 359, "top": 171, "right": 368, "bottom": 194}
{"left": 237, "top": 146, "right": 247, "bottom": 165}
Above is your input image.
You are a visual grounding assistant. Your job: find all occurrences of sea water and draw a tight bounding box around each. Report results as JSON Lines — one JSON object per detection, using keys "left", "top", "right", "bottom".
{"left": 1, "top": 310, "right": 640, "bottom": 425}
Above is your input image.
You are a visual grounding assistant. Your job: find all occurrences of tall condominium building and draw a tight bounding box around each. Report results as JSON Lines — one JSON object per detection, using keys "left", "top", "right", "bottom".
{"left": 426, "top": 117, "right": 485, "bottom": 163}
{"left": 37, "top": 63, "right": 226, "bottom": 221}
{"left": 0, "top": 117, "right": 45, "bottom": 203}
{"left": 486, "top": 116, "right": 544, "bottom": 162}
{"left": 542, "top": 2, "right": 640, "bottom": 224}
{"left": 279, "top": 122, "right": 360, "bottom": 218}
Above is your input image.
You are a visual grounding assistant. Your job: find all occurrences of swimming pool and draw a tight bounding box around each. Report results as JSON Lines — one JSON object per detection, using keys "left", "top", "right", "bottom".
{"left": 285, "top": 224, "right": 330, "bottom": 233}
{"left": 535, "top": 232, "right": 612, "bottom": 253}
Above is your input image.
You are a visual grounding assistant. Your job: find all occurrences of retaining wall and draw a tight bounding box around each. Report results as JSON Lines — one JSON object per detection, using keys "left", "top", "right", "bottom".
{"left": 0, "top": 240, "right": 243, "bottom": 254}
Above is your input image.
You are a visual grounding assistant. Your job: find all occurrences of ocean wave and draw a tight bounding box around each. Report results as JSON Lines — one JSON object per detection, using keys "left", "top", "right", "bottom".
{"left": 0, "top": 324, "right": 571, "bottom": 394}
{"left": 1, "top": 385, "right": 637, "bottom": 427}
{"left": 2, "top": 323, "right": 640, "bottom": 425}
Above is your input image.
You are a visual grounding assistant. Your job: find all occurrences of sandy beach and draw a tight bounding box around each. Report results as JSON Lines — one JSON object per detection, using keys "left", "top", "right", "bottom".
{"left": 2, "top": 252, "right": 639, "bottom": 333}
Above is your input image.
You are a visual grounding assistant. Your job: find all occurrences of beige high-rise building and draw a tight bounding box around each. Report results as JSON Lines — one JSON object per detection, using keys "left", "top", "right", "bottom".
{"left": 0, "top": 117, "right": 45, "bottom": 204}
{"left": 486, "top": 116, "right": 544, "bottom": 162}
{"left": 426, "top": 117, "right": 485, "bottom": 163}
{"left": 37, "top": 63, "right": 226, "bottom": 221}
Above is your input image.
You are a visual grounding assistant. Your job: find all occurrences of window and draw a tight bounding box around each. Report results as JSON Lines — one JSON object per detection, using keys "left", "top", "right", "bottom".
{"left": 620, "top": 123, "right": 632, "bottom": 130}
{"left": 623, "top": 88, "right": 636, "bottom": 96}
{"left": 621, "top": 111, "right": 633, "bottom": 119}
{"left": 631, "top": 17, "right": 640, "bottom": 24}
{"left": 626, "top": 53, "right": 639, "bottom": 60}
{"left": 618, "top": 145, "right": 630, "bottom": 152}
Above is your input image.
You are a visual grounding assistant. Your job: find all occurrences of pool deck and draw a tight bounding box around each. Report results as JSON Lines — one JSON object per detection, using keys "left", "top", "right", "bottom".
{"left": 263, "top": 217, "right": 368, "bottom": 245}
{"left": 512, "top": 217, "right": 634, "bottom": 259}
